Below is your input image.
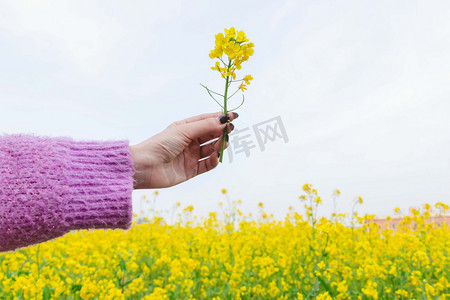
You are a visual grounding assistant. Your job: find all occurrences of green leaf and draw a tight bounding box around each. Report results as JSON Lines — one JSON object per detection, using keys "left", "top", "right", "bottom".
{"left": 119, "top": 257, "right": 127, "bottom": 272}
{"left": 71, "top": 284, "right": 82, "bottom": 293}
{"left": 317, "top": 276, "right": 333, "bottom": 296}
{"left": 42, "top": 286, "right": 53, "bottom": 300}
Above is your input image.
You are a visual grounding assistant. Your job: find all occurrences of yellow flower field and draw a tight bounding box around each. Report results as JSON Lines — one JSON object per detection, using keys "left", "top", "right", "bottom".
{"left": 1, "top": 185, "right": 449, "bottom": 299}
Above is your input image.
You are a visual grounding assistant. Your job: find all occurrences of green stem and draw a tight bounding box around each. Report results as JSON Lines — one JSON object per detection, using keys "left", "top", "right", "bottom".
{"left": 200, "top": 84, "right": 224, "bottom": 108}
{"left": 227, "top": 88, "right": 240, "bottom": 100}
{"left": 219, "top": 59, "right": 232, "bottom": 163}
{"left": 228, "top": 94, "right": 245, "bottom": 111}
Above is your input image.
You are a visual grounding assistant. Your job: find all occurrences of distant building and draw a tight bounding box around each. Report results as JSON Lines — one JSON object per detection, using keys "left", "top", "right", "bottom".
{"left": 371, "top": 215, "right": 450, "bottom": 232}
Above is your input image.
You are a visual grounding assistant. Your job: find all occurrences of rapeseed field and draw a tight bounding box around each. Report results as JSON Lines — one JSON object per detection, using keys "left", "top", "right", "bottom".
{"left": 1, "top": 185, "right": 449, "bottom": 299}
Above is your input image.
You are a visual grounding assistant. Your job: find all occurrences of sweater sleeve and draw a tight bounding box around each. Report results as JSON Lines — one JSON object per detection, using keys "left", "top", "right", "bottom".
{"left": 0, "top": 134, "right": 135, "bottom": 252}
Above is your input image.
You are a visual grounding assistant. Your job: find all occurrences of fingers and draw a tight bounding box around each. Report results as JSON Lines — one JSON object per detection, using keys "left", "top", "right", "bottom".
{"left": 197, "top": 130, "right": 231, "bottom": 174}
{"left": 219, "top": 112, "right": 238, "bottom": 123}
{"left": 200, "top": 135, "right": 229, "bottom": 158}
{"left": 200, "top": 141, "right": 217, "bottom": 158}
{"left": 197, "top": 154, "right": 220, "bottom": 175}
{"left": 172, "top": 112, "right": 222, "bottom": 126}
{"left": 198, "top": 122, "right": 234, "bottom": 145}
{"left": 171, "top": 111, "right": 238, "bottom": 126}
{"left": 181, "top": 113, "right": 237, "bottom": 142}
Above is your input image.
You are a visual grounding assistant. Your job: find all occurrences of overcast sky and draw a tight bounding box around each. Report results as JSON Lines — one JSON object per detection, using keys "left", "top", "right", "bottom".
{"left": 1, "top": 0, "right": 449, "bottom": 221}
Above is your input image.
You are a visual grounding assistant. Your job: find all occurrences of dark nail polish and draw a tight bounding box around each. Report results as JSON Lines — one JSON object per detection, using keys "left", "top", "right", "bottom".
{"left": 218, "top": 114, "right": 230, "bottom": 124}
{"left": 233, "top": 112, "right": 239, "bottom": 119}
{"left": 229, "top": 123, "right": 235, "bottom": 131}
{"left": 225, "top": 134, "right": 229, "bottom": 142}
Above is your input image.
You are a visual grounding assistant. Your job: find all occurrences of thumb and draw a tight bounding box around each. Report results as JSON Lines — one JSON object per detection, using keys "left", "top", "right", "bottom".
{"left": 182, "top": 116, "right": 227, "bottom": 140}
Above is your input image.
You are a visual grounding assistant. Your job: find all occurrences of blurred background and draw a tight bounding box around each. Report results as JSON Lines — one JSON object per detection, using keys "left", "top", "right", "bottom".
{"left": 1, "top": 0, "right": 449, "bottom": 220}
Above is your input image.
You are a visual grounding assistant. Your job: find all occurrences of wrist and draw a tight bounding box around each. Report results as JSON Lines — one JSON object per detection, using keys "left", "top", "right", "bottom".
{"left": 129, "top": 144, "right": 151, "bottom": 189}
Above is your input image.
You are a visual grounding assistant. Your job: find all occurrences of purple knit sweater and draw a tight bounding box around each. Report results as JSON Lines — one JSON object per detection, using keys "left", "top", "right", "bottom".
{"left": 0, "top": 134, "right": 135, "bottom": 252}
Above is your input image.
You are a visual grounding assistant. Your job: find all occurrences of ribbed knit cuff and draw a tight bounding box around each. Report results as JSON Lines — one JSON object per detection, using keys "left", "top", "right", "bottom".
{"left": 59, "top": 139, "right": 135, "bottom": 231}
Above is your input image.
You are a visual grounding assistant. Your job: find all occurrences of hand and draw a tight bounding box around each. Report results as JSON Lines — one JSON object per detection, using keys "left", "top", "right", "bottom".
{"left": 129, "top": 112, "right": 237, "bottom": 189}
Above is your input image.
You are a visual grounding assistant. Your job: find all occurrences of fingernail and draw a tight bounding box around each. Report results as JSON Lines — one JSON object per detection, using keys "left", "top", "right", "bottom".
{"left": 218, "top": 114, "right": 229, "bottom": 124}
{"left": 233, "top": 112, "right": 239, "bottom": 119}
{"left": 229, "top": 123, "right": 235, "bottom": 131}
{"left": 225, "top": 134, "right": 229, "bottom": 142}
{"left": 217, "top": 152, "right": 220, "bottom": 157}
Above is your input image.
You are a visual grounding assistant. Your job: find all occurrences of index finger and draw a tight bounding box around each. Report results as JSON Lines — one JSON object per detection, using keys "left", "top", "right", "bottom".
{"left": 172, "top": 112, "right": 238, "bottom": 126}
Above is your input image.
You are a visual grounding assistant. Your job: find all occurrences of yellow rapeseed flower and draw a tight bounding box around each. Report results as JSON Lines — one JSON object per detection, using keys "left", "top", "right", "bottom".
{"left": 208, "top": 27, "right": 254, "bottom": 83}
{"left": 1, "top": 185, "right": 448, "bottom": 299}
{"left": 302, "top": 183, "right": 311, "bottom": 192}
{"left": 204, "top": 27, "right": 254, "bottom": 163}
{"left": 243, "top": 75, "right": 253, "bottom": 84}
{"left": 355, "top": 196, "right": 363, "bottom": 204}
{"left": 184, "top": 205, "right": 194, "bottom": 212}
